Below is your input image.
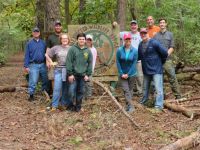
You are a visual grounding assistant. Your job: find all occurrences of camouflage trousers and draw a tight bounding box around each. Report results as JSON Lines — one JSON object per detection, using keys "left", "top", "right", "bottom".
{"left": 164, "top": 59, "right": 181, "bottom": 98}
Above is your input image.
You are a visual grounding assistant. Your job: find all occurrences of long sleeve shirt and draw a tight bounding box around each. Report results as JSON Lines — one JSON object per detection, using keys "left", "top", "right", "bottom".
{"left": 138, "top": 39, "right": 168, "bottom": 75}
{"left": 24, "top": 38, "right": 46, "bottom": 68}
{"left": 116, "top": 45, "right": 138, "bottom": 77}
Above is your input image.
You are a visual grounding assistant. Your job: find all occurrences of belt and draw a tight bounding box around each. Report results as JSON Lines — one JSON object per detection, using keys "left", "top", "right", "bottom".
{"left": 31, "top": 61, "right": 44, "bottom": 64}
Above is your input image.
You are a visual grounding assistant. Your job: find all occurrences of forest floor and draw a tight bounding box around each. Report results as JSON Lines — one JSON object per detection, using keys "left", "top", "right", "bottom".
{"left": 0, "top": 52, "right": 200, "bottom": 150}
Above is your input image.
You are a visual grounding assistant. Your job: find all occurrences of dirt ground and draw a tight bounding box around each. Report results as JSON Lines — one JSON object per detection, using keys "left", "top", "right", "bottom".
{"left": 0, "top": 52, "right": 200, "bottom": 150}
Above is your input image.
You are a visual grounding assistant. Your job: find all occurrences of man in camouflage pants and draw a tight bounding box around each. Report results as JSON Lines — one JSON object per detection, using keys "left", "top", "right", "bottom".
{"left": 154, "top": 18, "right": 181, "bottom": 99}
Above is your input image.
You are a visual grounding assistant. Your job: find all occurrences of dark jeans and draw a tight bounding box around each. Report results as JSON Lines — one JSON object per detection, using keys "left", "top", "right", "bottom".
{"left": 68, "top": 76, "right": 85, "bottom": 111}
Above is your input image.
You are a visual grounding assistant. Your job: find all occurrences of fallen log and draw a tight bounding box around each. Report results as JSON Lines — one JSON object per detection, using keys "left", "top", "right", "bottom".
{"left": 164, "top": 102, "right": 195, "bottom": 119}
{"left": 177, "top": 66, "right": 200, "bottom": 73}
{"left": 0, "top": 86, "right": 27, "bottom": 93}
{"left": 160, "top": 130, "right": 200, "bottom": 150}
{"left": 166, "top": 97, "right": 200, "bottom": 103}
{"left": 92, "top": 79, "right": 139, "bottom": 128}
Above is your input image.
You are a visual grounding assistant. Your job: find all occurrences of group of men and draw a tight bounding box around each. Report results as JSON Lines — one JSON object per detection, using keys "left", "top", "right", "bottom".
{"left": 118, "top": 16, "right": 181, "bottom": 112}
{"left": 24, "top": 21, "right": 95, "bottom": 112}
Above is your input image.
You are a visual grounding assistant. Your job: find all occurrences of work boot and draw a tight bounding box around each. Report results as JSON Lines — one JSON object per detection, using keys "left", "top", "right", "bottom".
{"left": 28, "top": 94, "right": 34, "bottom": 102}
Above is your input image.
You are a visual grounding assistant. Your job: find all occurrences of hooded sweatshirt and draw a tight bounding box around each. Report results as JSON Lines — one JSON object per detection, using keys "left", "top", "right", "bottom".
{"left": 66, "top": 44, "right": 93, "bottom": 76}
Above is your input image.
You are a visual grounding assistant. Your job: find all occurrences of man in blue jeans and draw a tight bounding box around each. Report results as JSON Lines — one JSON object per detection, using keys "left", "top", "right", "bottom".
{"left": 66, "top": 33, "right": 93, "bottom": 112}
{"left": 24, "top": 27, "right": 49, "bottom": 101}
{"left": 138, "top": 28, "right": 168, "bottom": 112}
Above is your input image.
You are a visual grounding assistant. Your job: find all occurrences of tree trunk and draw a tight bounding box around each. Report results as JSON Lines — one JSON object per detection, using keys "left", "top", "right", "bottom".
{"left": 36, "top": 0, "right": 45, "bottom": 35}
{"left": 45, "top": 0, "right": 61, "bottom": 32}
{"left": 65, "top": 0, "right": 71, "bottom": 26}
{"left": 117, "top": 0, "right": 126, "bottom": 31}
{"left": 128, "top": 0, "right": 137, "bottom": 20}
{"left": 79, "top": 0, "right": 86, "bottom": 24}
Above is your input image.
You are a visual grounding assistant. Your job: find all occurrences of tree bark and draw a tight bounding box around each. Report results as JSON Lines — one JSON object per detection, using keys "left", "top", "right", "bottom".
{"left": 36, "top": 0, "right": 45, "bottom": 38}
{"left": 164, "top": 101, "right": 195, "bottom": 119}
{"left": 45, "top": 0, "right": 61, "bottom": 32}
{"left": 79, "top": 0, "right": 86, "bottom": 24}
{"left": 128, "top": 0, "right": 137, "bottom": 20}
{"left": 65, "top": 0, "right": 71, "bottom": 26}
{"left": 160, "top": 130, "right": 200, "bottom": 150}
{"left": 117, "top": 0, "right": 126, "bottom": 31}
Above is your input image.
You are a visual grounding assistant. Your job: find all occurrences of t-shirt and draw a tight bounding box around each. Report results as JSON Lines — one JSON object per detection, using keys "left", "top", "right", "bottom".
{"left": 47, "top": 45, "right": 71, "bottom": 67}
{"left": 120, "top": 31, "right": 142, "bottom": 50}
{"left": 89, "top": 46, "right": 97, "bottom": 72}
{"left": 46, "top": 33, "right": 60, "bottom": 48}
{"left": 147, "top": 25, "right": 160, "bottom": 38}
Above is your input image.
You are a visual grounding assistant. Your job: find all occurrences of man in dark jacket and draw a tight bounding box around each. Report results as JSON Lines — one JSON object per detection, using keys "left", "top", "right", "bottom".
{"left": 138, "top": 28, "right": 168, "bottom": 111}
{"left": 66, "top": 33, "right": 93, "bottom": 112}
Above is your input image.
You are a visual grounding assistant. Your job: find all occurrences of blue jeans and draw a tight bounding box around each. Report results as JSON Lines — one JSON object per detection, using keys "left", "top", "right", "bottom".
{"left": 51, "top": 69, "right": 69, "bottom": 108}
{"left": 28, "top": 63, "right": 49, "bottom": 95}
{"left": 140, "top": 74, "right": 164, "bottom": 109}
{"left": 68, "top": 76, "right": 85, "bottom": 111}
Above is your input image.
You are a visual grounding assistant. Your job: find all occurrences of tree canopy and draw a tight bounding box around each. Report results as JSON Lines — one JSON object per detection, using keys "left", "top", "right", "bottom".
{"left": 0, "top": 0, "right": 200, "bottom": 65}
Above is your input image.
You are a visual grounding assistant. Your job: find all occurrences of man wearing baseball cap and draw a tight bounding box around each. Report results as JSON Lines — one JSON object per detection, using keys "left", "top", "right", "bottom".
{"left": 45, "top": 20, "right": 62, "bottom": 98}
{"left": 116, "top": 33, "right": 138, "bottom": 113}
{"left": 24, "top": 27, "right": 49, "bottom": 101}
{"left": 138, "top": 27, "right": 168, "bottom": 112}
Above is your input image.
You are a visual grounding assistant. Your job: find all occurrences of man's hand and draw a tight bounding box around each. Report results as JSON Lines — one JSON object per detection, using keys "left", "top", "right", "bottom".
{"left": 121, "top": 74, "right": 128, "bottom": 79}
{"left": 84, "top": 75, "right": 89, "bottom": 81}
{"left": 24, "top": 67, "right": 30, "bottom": 74}
{"left": 68, "top": 75, "right": 75, "bottom": 83}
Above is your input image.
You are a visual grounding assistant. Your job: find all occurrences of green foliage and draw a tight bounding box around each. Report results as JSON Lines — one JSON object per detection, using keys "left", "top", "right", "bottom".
{"left": 0, "top": 52, "right": 7, "bottom": 65}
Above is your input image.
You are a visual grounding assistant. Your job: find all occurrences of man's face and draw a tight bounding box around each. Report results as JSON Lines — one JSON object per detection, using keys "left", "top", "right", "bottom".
{"left": 78, "top": 37, "right": 86, "bottom": 47}
{"left": 147, "top": 16, "right": 154, "bottom": 27}
{"left": 159, "top": 20, "right": 167, "bottom": 30}
{"left": 32, "top": 31, "right": 40, "bottom": 38}
{"left": 140, "top": 32, "right": 148, "bottom": 41}
{"left": 54, "top": 24, "right": 62, "bottom": 34}
{"left": 130, "top": 23, "right": 138, "bottom": 33}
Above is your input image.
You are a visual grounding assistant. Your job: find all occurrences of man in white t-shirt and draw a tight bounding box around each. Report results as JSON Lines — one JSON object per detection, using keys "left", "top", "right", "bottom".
{"left": 120, "top": 20, "right": 143, "bottom": 96}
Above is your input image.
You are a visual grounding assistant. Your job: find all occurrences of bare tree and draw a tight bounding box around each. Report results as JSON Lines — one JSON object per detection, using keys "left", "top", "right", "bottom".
{"left": 117, "top": 0, "right": 126, "bottom": 31}
{"left": 36, "top": 0, "right": 45, "bottom": 37}
{"left": 128, "top": 0, "right": 137, "bottom": 20}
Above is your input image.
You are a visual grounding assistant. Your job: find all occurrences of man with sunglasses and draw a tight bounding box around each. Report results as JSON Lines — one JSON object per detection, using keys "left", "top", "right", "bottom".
{"left": 138, "top": 28, "right": 168, "bottom": 112}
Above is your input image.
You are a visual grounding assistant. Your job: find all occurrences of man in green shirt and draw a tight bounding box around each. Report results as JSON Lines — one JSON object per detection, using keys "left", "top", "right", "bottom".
{"left": 66, "top": 33, "right": 93, "bottom": 112}
{"left": 46, "top": 20, "right": 62, "bottom": 97}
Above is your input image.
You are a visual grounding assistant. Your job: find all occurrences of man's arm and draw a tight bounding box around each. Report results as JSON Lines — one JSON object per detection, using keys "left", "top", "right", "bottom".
{"left": 24, "top": 42, "right": 30, "bottom": 73}
{"left": 168, "top": 32, "right": 175, "bottom": 56}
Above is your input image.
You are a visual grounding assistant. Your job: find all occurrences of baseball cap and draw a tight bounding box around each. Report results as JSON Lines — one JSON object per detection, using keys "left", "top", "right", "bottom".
{"left": 54, "top": 20, "right": 61, "bottom": 26}
{"left": 86, "top": 34, "right": 93, "bottom": 40}
{"left": 32, "top": 27, "right": 40, "bottom": 32}
{"left": 140, "top": 28, "right": 148, "bottom": 33}
{"left": 123, "top": 33, "right": 131, "bottom": 40}
{"left": 130, "top": 20, "right": 137, "bottom": 25}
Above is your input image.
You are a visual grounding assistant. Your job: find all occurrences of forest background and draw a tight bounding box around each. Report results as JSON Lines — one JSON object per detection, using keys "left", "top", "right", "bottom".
{"left": 0, "top": 0, "right": 200, "bottom": 65}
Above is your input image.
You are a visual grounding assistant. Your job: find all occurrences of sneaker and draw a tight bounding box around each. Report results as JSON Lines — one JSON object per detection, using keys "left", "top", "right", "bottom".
{"left": 28, "top": 95, "right": 34, "bottom": 102}
{"left": 126, "top": 105, "right": 135, "bottom": 113}
{"left": 50, "top": 107, "right": 58, "bottom": 112}
{"left": 147, "top": 108, "right": 162, "bottom": 114}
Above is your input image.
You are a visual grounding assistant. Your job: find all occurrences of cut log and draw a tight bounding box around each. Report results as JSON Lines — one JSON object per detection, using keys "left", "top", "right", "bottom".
{"left": 177, "top": 66, "right": 200, "bottom": 73}
{"left": 160, "top": 130, "right": 200, "bottom": 150}
{"left": 166, "top": 97, "right": 200, "bottom": 103}
{"left": 0, "top": 86, "right": 27, "bottom": 93}
{"left": 164, "top": 102, "right": 195, "bottom": 119}
{"left": 92, "top": 79, "right": 140, "bottom": 128}
{"left": 0, "top": 86, "right": 16, "bottom": 93}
